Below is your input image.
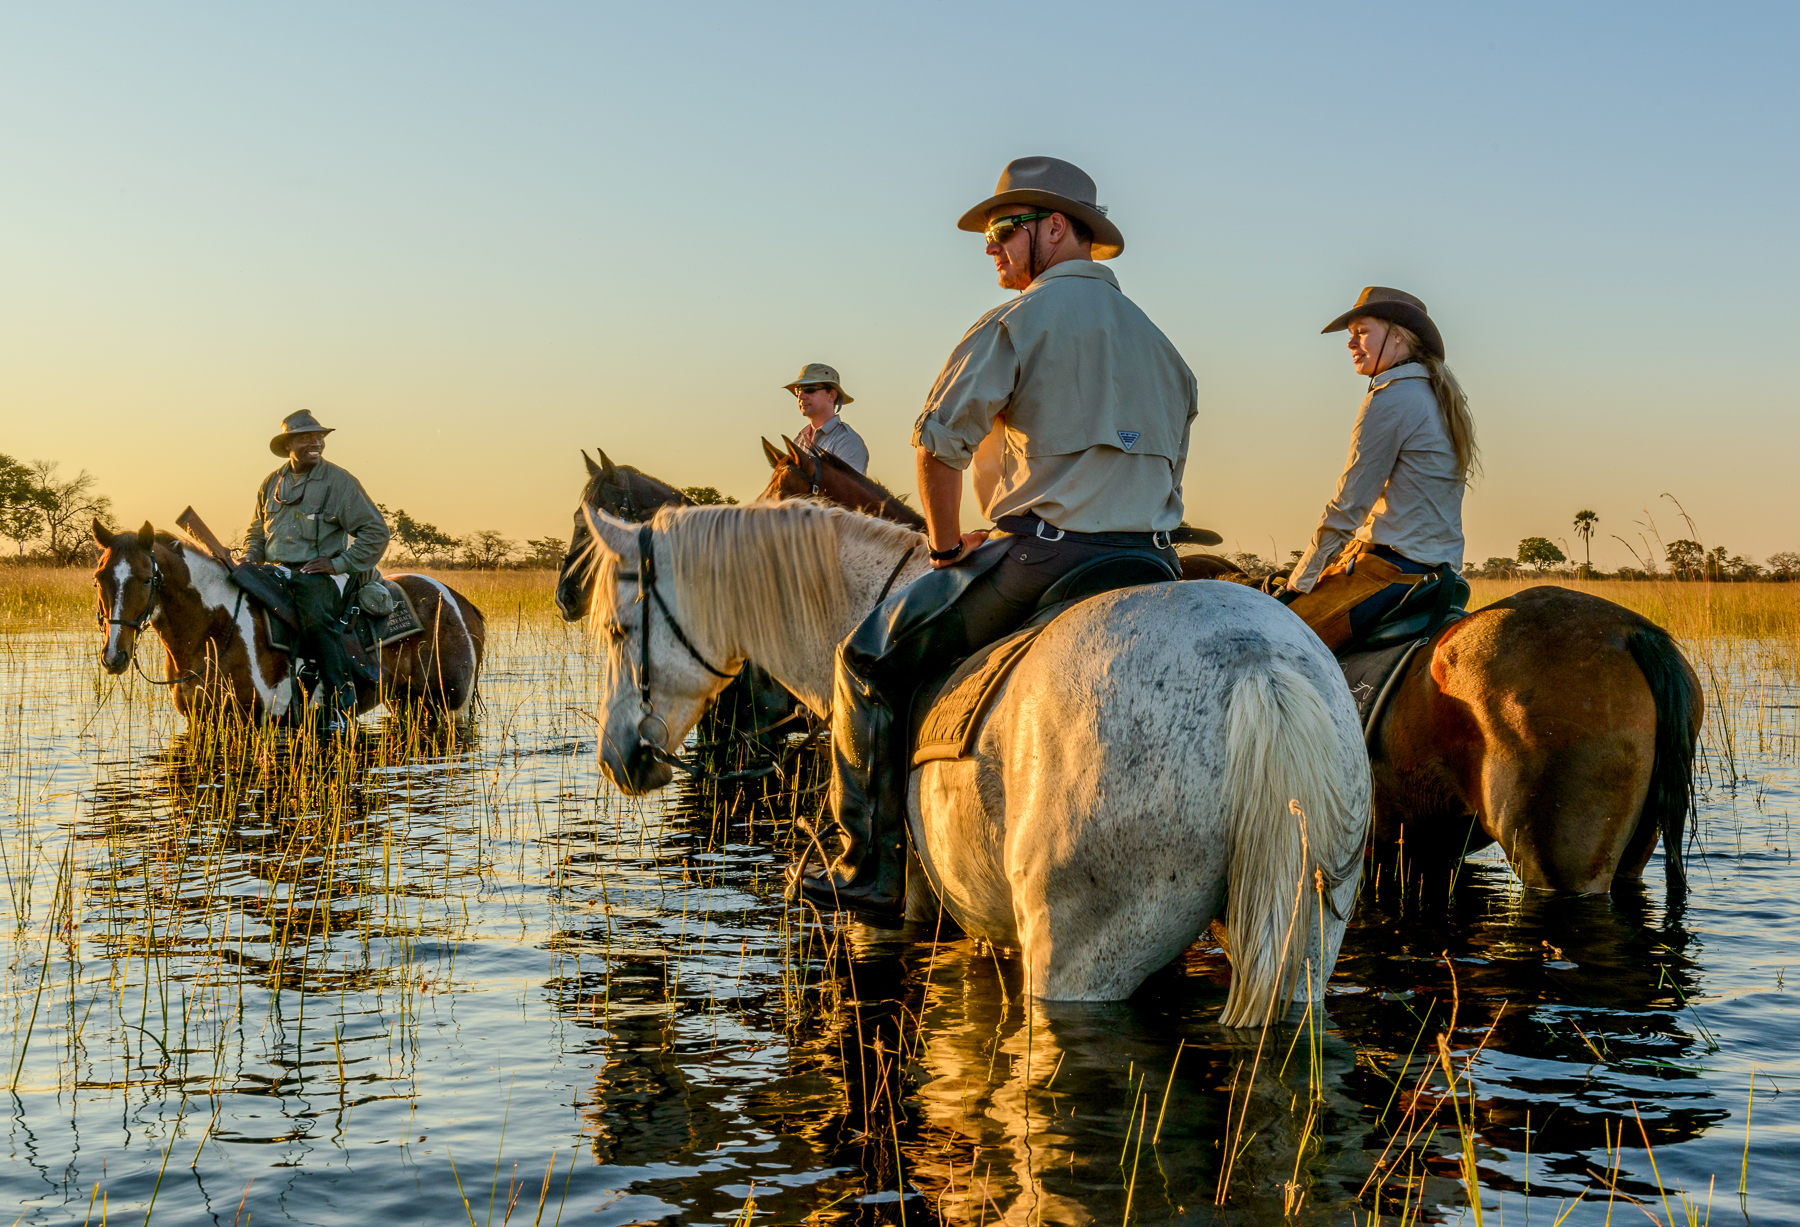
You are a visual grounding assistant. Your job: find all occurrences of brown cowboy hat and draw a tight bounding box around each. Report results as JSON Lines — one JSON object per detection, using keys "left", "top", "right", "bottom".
{"left": 781, "top": 362, "right": 854, "bottom": 404}
{"left": 1321, "top": 287, "right": 1445, "bottom": 360}
{"left": 269, "top": 409, "right": 336, "bottom": 456}
{"left": 956, "top": 156, "right": 1123, "bottom": 260}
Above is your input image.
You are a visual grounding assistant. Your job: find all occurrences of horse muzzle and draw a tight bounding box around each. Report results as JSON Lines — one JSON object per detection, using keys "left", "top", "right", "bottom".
{"left": 598, "top": 737, "right": 675, "bottom": 795}
{"left": 100, "top": 633, "right": 133, "bottom": 675}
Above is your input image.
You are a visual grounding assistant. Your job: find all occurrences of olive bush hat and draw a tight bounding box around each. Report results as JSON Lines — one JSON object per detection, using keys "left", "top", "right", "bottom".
{"left": 269, "top": 409, "right": 336, "bottom": 456}
{"left": 1321, "top": 287, "right": 1445, "bottom": 360}
{"left": 956, "top": 156, "right": 1124, "bottom": 260}
{"left": 782, "top": 362, "right": 853, "bottom": 405}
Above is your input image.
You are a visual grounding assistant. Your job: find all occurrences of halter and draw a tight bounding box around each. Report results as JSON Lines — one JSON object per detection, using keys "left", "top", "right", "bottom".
{"left": 606, "top": 470, "right": 642, "bottom": 521}
{"left": 632, "top": 523, "right": 738, "bottom": 751}
{"left": 95, "top": 554, "right": 199, "bottom": 686}
{"left": 98, "top": 556, "right": 164, "bottom": 632}
{"left": 808, "top": 447, "right": 825, "bottom": 496}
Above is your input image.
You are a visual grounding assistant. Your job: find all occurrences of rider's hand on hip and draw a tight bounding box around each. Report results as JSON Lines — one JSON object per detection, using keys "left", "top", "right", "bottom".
{"left": 300, "top": 559, "right": 336, "bottom": 575}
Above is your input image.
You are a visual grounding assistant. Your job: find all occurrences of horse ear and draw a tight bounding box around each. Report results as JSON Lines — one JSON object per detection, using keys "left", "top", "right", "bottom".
{"left": 91, "top": 517, "right": 113, "bottom": 550}
{"left": 136, "top": 521, "right": 155, "bottom": 551}
{"left": 597, "top": 449, "right": 619, "bottom": 482}
{"left": 781, "top": 435, "right": 804, "bottom": 463}
{"left": 580, "top": 504, "right": 639, "bottom": 564}
{"left": 582, "top": 450, "right": 600, "bottom": 477}
{"left": 761, "top": 437, "right": 783, "bottom": 469}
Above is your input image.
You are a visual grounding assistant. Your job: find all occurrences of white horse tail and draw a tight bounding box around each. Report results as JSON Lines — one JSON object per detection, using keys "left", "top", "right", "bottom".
{"left": 1218, "top": 662, "right": 1367, "bottom": 1029}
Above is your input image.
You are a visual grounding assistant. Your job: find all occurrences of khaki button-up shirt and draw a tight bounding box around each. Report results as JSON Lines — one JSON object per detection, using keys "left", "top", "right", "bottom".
{"left": 1290, "top": 363, "right": 1466, "bottom": 592}
{"left": 244, "top": 459, "right": 390, "bottom": 574}
{"left": 797, "top": 414, "right": 870, "bottom": 474}
{"left": 912, "top": 260, "right": 1197, "bottom": 534}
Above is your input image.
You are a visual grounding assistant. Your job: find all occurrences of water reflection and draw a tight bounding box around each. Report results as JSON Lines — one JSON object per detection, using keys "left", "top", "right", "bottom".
{"left": 2, "top": 623, "right": 1793, "bottom": 1225}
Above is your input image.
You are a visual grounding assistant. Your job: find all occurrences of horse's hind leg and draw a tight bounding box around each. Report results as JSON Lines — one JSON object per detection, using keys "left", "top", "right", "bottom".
{"left": 1479, "top": 726, "right": 1655, "bottom": 893}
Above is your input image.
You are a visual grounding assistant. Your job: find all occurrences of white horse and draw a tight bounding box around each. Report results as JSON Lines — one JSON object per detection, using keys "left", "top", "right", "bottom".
{"left": 582, "top": 501, "right": 1370, "bottom": 1026}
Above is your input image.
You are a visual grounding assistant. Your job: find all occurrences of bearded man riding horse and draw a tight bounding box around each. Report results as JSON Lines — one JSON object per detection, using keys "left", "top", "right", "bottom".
{"left": 794, "top": 156, "right": 1201, "bottom": 919}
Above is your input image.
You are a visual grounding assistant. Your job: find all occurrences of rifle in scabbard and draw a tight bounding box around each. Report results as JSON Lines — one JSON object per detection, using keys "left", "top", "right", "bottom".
{"left": 174, "top": 507, "right": 301, "bottom": 630}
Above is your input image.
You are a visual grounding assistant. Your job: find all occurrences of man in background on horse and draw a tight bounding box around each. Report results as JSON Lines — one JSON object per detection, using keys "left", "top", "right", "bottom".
{"left": 784, "top": 362, "right": 870, "bottom": 474}
{"left": 245, "top": 410, "right": 390, "bottom": 731}
{"left": 796, "top": 156, "right": 1199, "bottom": 918}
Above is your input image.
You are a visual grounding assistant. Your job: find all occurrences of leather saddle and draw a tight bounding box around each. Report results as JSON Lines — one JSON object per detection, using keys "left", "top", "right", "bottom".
{"left": 1336, "top": 570, "right": 1471, "bottom": 740}
{"left": 911, "top": 551, "right": 1177, "bottom": 765}
{"left": 264, "top": 576, "right": 425, "bottom": 682}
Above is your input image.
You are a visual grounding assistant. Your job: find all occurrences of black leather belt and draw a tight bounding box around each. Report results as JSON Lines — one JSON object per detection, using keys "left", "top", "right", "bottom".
{"left": 995, "top": 513, "right": 1173, "bottom": 550}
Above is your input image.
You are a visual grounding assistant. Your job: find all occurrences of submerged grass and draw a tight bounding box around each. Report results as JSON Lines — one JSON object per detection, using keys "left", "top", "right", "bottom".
{"left": 0, "top": 567, "right": 1792, "bottom": 1224}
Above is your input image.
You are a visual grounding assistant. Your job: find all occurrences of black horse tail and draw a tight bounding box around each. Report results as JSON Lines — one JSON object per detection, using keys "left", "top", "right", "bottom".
{"left": 1626, "top": 624, "right": 1703, "bottom": 899}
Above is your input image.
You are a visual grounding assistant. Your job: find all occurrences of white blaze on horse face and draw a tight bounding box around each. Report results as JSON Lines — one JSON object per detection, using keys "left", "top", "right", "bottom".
{"left": 104, "top": 552, "right": 134, "bottom": 661}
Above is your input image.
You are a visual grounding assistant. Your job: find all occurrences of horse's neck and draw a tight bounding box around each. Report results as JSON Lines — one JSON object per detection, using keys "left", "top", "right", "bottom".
{"left": 154, "top": 549, "right": 243, "bottom": 666}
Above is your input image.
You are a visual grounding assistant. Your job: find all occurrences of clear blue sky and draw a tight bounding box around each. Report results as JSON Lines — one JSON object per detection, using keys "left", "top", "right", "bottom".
{"left": 3, "top": 2, "right": 1794, "bottom": 567}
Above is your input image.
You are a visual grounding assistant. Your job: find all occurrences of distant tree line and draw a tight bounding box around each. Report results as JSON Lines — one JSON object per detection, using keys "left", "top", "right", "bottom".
{"left": 0, "top": 454, "right": 113, "bottom": 564}
{"left": 1465, "top": 509, "right": 1800, "bottom": 581}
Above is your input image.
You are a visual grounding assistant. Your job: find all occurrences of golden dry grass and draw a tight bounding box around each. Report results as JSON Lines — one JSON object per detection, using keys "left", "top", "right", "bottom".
{"left": 1468, "top": 577, "right": 1800, "bottom": 641}
{"left": 0, "top": 565, "right": 561, "bottom": 634}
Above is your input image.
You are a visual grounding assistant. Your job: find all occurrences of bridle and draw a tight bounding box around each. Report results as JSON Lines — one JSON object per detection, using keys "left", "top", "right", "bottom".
{"left": 95, "top": 554, "right": 198, "bottom": 686}
{"left": 618, "top": 521, "right": 916, "bottom": 787}
{"left": 630, "top": 523, "right": 740, "bottom": 756}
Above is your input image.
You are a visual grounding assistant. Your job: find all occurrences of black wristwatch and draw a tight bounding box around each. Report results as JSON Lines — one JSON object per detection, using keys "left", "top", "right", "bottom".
{"left": 928, "top": 542, "right": 965, "bottom": 562}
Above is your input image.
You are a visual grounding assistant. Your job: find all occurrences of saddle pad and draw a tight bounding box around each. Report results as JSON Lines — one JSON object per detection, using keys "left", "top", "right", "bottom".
{"left": 266, "top": 579, "right": 423, "bottom": 657}
{"left": 371, "top": 579, "right": 424, "bottom": 647}
{"left": 1338, "top": 640, "right": 1417, "bottom": 732}
{"left": 912, "top": 623, "right": 1046, "bottom": 766}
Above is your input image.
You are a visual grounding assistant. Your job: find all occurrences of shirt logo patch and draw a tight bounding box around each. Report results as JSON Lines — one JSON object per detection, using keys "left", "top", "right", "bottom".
{"left": 1116, "top": 430, "right": 1141, "bottom": 452}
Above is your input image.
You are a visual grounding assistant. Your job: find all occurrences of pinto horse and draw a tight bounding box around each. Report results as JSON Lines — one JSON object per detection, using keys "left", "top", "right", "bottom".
{"left": 582, "top": 500, "right": 1371, "bottom": 1023}
{"left": 555, "top": 449, "right": 691, "bottom": 622}
{"left": 756, "top": 435, "right": 1246, "bottom": 580}
{"left": 1363, "top": 586, "right": 1702, "bottom": 897}
{"left": 93, "top": 520, "right": 485, "bottom": 722}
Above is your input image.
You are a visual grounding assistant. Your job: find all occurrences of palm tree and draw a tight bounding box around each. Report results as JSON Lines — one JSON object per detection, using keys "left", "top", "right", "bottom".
{"left": 1573, "top": 509, "right": 1599, "bottom": 571}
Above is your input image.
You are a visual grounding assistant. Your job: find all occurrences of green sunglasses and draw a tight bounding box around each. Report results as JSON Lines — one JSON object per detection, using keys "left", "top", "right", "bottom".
{"left": 983, "top": 210, "right": 1054, "bottom": 244}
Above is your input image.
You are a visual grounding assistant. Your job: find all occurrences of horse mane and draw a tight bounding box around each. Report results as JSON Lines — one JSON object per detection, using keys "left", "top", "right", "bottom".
{"left": 795, "top": 446, "right": 927, "bottom": 529}
{"left": 591, "top": 502, "right": 922, "bottom": 686}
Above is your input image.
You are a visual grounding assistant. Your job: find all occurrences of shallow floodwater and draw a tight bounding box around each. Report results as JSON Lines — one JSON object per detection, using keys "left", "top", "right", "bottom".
{"left": 1, "top": 617, "right": 1797, "bottom": 1225}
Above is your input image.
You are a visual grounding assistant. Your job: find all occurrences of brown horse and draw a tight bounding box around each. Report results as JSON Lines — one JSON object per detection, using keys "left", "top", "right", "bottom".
{"left": 756, "top": 434, "right": 1245, "bottom": 580}
{"left": 1364, "top": 585, "right": 1701, "bottom": 896}
{"left": 556, "top": 449, "right": 691, "bottom": 621}
{"left": 757, "top": 435, "right": 926, "bottom": 528}
{"left": 93, "top": 520, "right": 485, "bottom": 722}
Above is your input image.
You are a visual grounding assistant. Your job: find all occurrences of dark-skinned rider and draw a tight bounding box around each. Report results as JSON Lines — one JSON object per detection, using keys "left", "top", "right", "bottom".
{"left": 795, "top": 156, "right": 1200, "bottom": 920}
{"left": 245, "top": 410, "right": 390, "bottom": 732}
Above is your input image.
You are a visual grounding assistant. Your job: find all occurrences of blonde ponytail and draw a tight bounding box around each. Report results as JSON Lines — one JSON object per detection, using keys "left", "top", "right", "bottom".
{"left": 1387, "top": 324, "right": 1480, "bottom": 482}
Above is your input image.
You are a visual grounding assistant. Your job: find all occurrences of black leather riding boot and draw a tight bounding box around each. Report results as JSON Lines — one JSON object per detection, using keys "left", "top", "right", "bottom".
{"left": 798, "top": 654, "right": 908, "bottom": 920}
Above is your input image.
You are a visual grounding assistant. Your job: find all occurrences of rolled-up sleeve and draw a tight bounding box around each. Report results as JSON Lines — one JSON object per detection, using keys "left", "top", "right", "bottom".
{"left": 332, "top": 478, "right": 391, "bottom": 573}
{"left": 911, "top": 317, "right": 1018, "bottom": 471}
{"left": 1290, "top": 391, "right": 1405, "bottom": 592}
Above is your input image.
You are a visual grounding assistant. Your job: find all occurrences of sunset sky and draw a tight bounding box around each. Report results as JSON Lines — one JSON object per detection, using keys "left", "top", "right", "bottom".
{"left": 3, "top": 3, "right": 1795, "bottom": 568}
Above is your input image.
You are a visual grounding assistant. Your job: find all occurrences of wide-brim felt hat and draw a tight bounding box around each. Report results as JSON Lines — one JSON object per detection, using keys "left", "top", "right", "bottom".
{"left": 269, "top": 409, "right": 336, "bottom": 456}
{"left": 956, "top": 156, "right": 1123, "bottom": 260}
{"left": 781, "top": 362, "right": 853, "bottom": 404}
{"left": 1321, "top": 287, "right": 1445, "bottom": 360}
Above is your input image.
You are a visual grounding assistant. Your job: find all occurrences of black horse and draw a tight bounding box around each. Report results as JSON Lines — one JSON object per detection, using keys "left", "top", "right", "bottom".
{"left": 556, "top": 449, "right": 692, "bottom": 622}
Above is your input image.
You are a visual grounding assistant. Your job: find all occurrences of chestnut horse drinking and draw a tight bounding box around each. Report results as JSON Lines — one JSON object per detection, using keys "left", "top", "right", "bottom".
{"left": 1362, "top": 585, "right": 1701, "bottom": 897}
{"left": 93, "top": 520, "right": 485, "bottom": 722}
